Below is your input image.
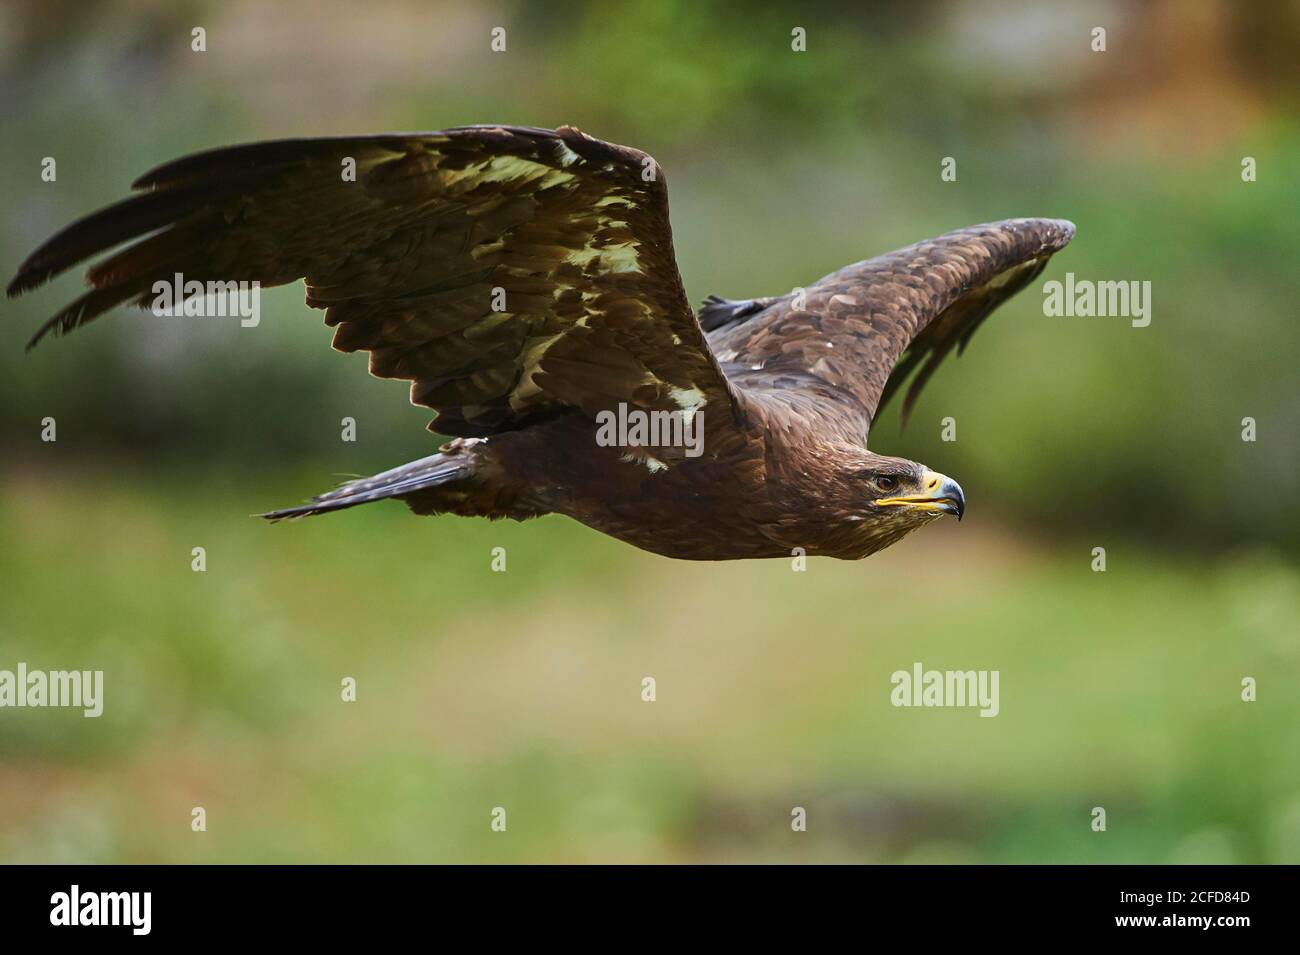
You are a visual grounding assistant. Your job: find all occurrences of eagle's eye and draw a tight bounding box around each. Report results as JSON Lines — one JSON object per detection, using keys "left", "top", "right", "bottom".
{"left": 875, "top": 475, "right": 899, "bottom": 493}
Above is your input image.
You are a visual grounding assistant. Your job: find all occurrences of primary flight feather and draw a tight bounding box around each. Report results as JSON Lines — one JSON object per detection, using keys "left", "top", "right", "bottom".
{"left": 8, "top": 124, "right": 1074, "bottom": 560}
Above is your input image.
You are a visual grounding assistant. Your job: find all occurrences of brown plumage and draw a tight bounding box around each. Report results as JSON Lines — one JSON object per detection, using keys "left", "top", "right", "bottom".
{"left": 7, "top": 125, "right": 1074, "bottom": 560}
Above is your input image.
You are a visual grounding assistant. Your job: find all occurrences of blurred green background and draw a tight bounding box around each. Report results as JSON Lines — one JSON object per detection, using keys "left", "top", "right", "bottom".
{"left": 1, "top": 0, "right": 1297, "bottom": 863}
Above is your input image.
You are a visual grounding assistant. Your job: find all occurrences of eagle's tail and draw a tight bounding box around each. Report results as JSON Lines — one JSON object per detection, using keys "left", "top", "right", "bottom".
{"left": 258, "top": 452, "right": 472, "bottom": 521}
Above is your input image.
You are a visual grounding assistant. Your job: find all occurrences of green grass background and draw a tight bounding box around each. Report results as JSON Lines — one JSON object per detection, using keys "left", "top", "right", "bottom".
{"left": 2, "top": 473, "right": 1296, "bottom": 863}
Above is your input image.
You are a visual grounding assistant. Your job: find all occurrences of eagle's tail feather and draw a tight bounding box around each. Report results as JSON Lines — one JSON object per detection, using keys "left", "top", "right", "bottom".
{"left": 258, "top": 452, "right": 471, "bottom": 521}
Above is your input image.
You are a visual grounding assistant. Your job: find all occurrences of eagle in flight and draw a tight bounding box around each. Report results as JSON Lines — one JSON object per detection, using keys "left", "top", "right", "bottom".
{"left": 9, "top": 125, "right": 1074, "bottom": 560}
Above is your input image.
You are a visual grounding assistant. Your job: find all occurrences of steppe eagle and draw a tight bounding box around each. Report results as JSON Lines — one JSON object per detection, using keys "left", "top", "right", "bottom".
{"left": 8, "top": 125, "right": 1074, "bottom": 560}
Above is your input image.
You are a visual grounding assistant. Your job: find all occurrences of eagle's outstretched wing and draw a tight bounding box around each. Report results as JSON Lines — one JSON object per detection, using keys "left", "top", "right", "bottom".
{"left": 704, "top": 218, "right": 1075, "bottom": 443}
{"left": 8, "top": 125, "right": 735, "bottom": 437}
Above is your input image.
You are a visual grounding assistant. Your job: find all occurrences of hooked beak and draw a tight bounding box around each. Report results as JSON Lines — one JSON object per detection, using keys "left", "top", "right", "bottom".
{"left": 875, "top": 469, "right": 966, "bottom": 521}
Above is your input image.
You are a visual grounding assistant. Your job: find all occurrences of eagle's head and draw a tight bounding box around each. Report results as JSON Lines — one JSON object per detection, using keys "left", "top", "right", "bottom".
{"left": 830, "top": 450, "right": 966, "bottom": 558}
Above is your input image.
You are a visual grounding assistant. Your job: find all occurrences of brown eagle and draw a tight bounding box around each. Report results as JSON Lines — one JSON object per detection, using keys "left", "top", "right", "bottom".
{"left": 8, "top": 125, "right": 1074, "bottom": 560}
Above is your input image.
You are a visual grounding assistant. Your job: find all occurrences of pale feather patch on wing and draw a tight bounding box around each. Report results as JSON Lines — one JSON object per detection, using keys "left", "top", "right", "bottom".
{"left": 438, "top": 155, "right": 577, "bottom": 192}
{"left": 470, "top": 237, "right": 507, "bottom": 260}
{"left": 670, "top": 385, "right": 707, "bottom": 420}
{"left": 554, "top": 142, "right": 583, "bottom": 167}
{"left": 508, "top": 332, "right": 566, "bottom": 410}
{"left": 620, "top": 450, "right": 669, "bottom": 473}
{"left": 565, "top": 240, "right": 641, "bottom": 273}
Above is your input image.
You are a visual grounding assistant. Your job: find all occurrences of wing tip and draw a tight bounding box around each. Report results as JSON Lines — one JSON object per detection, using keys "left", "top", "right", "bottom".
{"left": 1043, "top": 217, "right": 1076, "bottom": 248}
{"left": 8, "top": 251, "right": 64, "bottom": 297}
{"left": 1014, "top": 216, "right": 1075, "bottom": 251}
{"left": 6, "top": 273, "right": 38, "bottom": 298}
